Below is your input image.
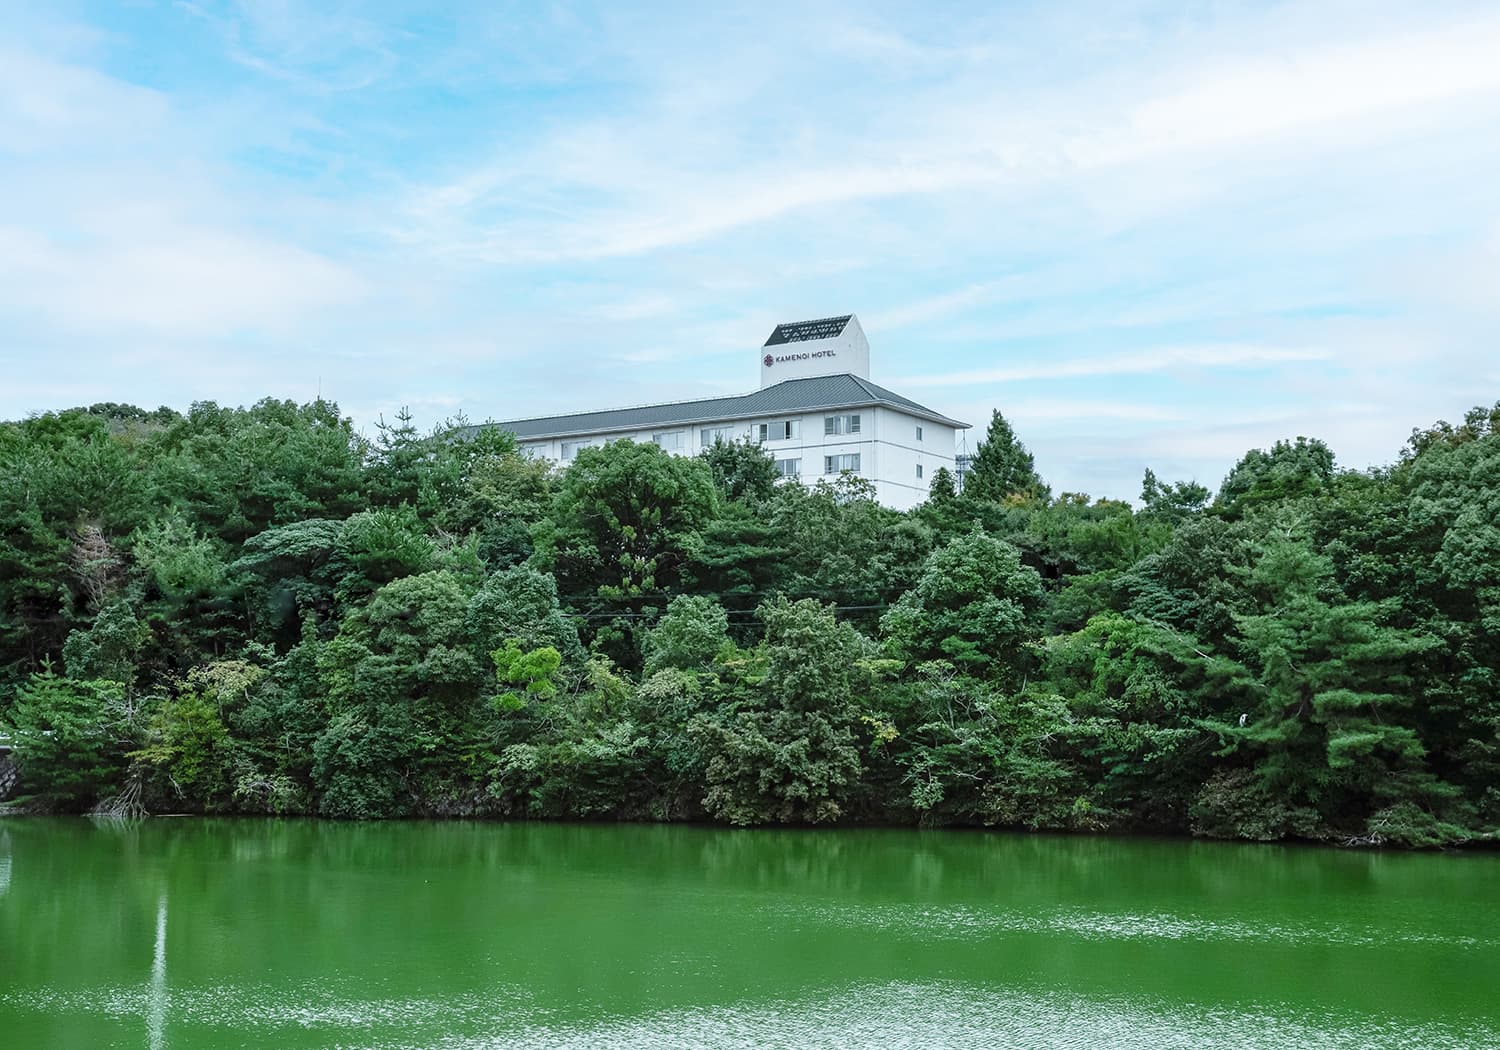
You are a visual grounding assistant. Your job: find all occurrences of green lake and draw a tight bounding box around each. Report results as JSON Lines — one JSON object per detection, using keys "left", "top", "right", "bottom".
{"left": 1, "top": 819, "right": 1496, "bottom": 1048}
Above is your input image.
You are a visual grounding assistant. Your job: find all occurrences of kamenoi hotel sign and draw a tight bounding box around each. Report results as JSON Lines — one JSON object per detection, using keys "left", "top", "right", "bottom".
{"left": 764, "top": 349, "right": 839, "bottom": 367}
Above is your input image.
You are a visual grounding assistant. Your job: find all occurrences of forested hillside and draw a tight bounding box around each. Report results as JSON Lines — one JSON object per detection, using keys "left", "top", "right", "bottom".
{"left": 2, "top": 398, "right": 1496, "bottom": 847}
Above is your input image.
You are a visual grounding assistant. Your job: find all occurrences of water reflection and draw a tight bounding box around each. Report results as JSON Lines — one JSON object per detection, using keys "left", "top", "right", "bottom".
{"left": 0, "top": 819, "right": 1493, "bottom": 1050}
{"left": 148, "top": 892, "right": 167, "bottom": 1050}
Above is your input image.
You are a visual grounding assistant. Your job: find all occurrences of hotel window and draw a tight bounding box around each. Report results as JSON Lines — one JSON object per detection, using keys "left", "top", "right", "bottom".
{"left": 653, "top": 431, "right": 685, "bottom": 451}
{"left": 775, "top": 458, "right": 801, "bottom": 478}
{"left": 824, "top": 413, "right": 861, "bottom": 435}
{"left": 824, "top": 453, "right": 861, "bottom": 474}
{"left": 561, "top": 440, "right": 592, "bottom": 461}
{"left": 758, "top": 419, "right": 800, "bottom": 442}
{"left": 916, "top": 425, "right": 924, "bottom": 442}
{"left": 916, "top": 463, "right": 924, "bottom": 479}
{"left": 700, "top": 426, "right": 736, "bottom": 446}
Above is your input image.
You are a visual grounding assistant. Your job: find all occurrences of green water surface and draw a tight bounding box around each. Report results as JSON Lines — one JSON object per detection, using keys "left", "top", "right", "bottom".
{"left": 1, "top": 818, "right": 1496, "bottom": 1048}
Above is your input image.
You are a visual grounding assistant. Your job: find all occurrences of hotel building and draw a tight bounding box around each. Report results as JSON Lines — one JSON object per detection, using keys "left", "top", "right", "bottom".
{"left": 496, "top": 315, "right": 969, "bottom": 511}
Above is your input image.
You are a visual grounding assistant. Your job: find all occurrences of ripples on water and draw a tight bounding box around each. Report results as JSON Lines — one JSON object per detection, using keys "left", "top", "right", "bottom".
{"left": 768, "top": 899, "right": 1497, "bottom": 949}
{"left": 4, "top": 822, "right": 1495, "bottom": 1049}
{"left": 3, "top": 979, "right": 1492, "bottom": 1049}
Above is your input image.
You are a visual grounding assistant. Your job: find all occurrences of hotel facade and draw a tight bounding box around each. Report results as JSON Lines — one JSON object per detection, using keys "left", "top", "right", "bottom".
{"left": 496, "top": 315, "right": 969, "bottom": 511}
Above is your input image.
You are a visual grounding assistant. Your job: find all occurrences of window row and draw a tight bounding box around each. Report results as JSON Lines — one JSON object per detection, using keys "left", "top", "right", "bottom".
{"left": 562, "top": 415, "right": 930, "bottom": 460}
{"left": 773, "top": 456, "right": 864, "bottom": 477}
{"left": 563, "top": 441, "right": 875, "bottom": 479}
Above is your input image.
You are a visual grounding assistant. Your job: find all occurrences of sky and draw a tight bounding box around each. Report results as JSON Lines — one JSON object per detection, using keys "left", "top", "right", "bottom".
{"left": 3, "top": 0, "right": 1499, "bottom": 500}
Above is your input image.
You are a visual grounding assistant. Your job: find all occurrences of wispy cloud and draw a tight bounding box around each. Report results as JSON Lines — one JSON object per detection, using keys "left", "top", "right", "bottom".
{"left": 895, "top": 345, "right": 1333, "bottom": 389}
{"left": 386, "top": 8, "right": 1500, "bottom": 264}
{"left": 2, "top": 1, "right": 1497, "bottom": 500}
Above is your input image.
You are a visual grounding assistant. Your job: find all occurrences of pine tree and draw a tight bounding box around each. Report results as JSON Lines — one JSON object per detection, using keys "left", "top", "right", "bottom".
{"left": 963, "top": 410, "right": 1049, "bottom": 503}
{"left": 927, "top": 466, "right": 958, "bottom": 502}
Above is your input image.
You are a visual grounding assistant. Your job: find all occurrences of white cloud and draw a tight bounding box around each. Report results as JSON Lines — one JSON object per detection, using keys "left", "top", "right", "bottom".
{"left": 3, "top": 0, "right": 1497, "bottom": 507}
{"left": 1086, "top": 15, "right": 1500, "bottom": 165}
{"left": 592, "top": 294, "right": 680, "bottom": 322}
{"left": 0, "top": 221, "right": 364, "bottom": 338}
{"left": 0, "top": 48, "right": 169, "bottom": 152}
{"left": 388, "top": 8, "right": 1500, "bottom": 264}
{"left": 1001, "top": 399, "right": 1187, "bottom": 423}
{"left": 894, "top": 345, "right": 1333, "bottom": 389}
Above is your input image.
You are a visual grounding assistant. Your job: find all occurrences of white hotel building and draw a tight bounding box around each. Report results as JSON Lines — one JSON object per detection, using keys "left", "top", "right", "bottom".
{"left": 497, "top": 315, "right": 970, "bottom": 511}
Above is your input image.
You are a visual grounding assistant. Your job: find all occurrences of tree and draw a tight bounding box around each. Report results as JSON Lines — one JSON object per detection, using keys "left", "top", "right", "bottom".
{"left": 691, "top": 598, "right": 866, "bottom": 824}
{"left": 3, "top": 671, "right": 136, "bottom": 809}
{"left": 766, "top": 476, "right": 923, "bottom": 615}
{"left": 466, "top": 566, "right": 584, "bottom": 665}
{"left": 962, "top": 410, "right": 1049, "bottom": 503}
{"left": 1041, "top": 613, "right": 1210, "bottom": 828}
{"left": 699, "top": 438, "right": 778, "bottom": 504}
{"left": 62, "top": 600, "right": 150, "bottom": 690}
{"left": 539, "top": 440, "right": 718, "bottom": 599}
{"left": 132, "top": 513, "right": 227, "bottom": 601}
{"left": 0, "top": 409, "right": 152, "bottom": 684}
{"left": 148, "top": 399, "right": 366, "bottom": 544}
{"left": 1139, "top": 469, "right": 1210, "bottom": 522}
{"left": 334, "top": 506, "right": 435, "bottom": 600}
{"left": 680, "top": 504, "right": 788, "bottom": 622}
{"left": 1195, "top": 537, "right": 1460, "bottom": 843}
{"left": 881, "top": 532, "right": 1043, "bottom": 682}
{"left": 1214, "top": 437, "right": 1334, "bottom": 519}
{"left": 888, "top": 666, "right": 1079, "bottom": 828}
{"left": 313, "top": 570, "right": 488, "bottom": 817}
{"left": 927, "top": 466, "right": 958, "bottom": 502}
{"left": 491, "top": 642, "right": 563, "bottom": 707}
{"left": 642, "top": 595, "right": 730, "bottom": 675}
{"left": 133, "top": 686, "right": 235, "bottom": 810}
{"left": 233, "top": 518, "right": 346, "bottom": 643}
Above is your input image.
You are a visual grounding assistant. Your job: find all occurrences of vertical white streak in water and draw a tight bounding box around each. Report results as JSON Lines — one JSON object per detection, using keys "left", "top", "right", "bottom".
{"left": 148, "top": 893, "right": 167, "bottom": 1050}
{"left": 0, "top": 831, "right": 11, "bottom": 897}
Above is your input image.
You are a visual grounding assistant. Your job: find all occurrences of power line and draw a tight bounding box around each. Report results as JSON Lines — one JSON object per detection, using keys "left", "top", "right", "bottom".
{"left": 568, "top": 603, "right": 889, "bottom": 621}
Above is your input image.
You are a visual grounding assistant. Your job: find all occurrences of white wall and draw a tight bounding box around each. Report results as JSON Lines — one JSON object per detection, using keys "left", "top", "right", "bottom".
{"left": 757, "top": 316, "right": 871, "bottom": 389}
{"left": 519, "top": 403, "right": 960, "bottom": 511}
{"left": 868, "top": 406, "right": 957, "bottom": 510}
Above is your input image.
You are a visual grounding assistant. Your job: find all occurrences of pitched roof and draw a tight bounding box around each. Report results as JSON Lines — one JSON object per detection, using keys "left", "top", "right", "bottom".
{"left": 492, "top": 373, "right": 968, "bottom": 440}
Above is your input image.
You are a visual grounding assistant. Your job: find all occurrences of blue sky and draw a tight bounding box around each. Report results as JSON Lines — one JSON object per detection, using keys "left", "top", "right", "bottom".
{"left": 3, "top": 1, "right": 1499, "bottom": 500}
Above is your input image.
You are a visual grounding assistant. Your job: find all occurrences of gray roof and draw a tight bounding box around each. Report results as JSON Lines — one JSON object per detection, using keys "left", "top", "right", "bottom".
{"left": 493, "top": 373, "right": 969, "bottom": 441}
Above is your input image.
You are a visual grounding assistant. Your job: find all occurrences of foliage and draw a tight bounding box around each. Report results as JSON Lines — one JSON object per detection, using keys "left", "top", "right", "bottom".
{"left": 692, "top": 598, "right": 865, "bottom": 825}
{"left": 540, "top": 440, "right": 718, "bottom": 599}
{"left": 962, "top": 410, "right": 1049, "bottom": 503}
{"left": 881, "top": 532, "right": 1043, "bottom": 680}
{"left": 0, "top": 393, "right": 1495, "bottom": 847}
{"left": 1215, "top": 437, "right": 1334, "bottom": 519}
{"left": 642, "top": 595, "right": 730, "bottom": 675}
{"left": 699, "top": 438, "right": 779, "bottom": 504}
{"left": 3, "top": 671, "right": 136, "bottom": 808}
{"left": 492, "top": 642, "right": 563, "bottom": 706}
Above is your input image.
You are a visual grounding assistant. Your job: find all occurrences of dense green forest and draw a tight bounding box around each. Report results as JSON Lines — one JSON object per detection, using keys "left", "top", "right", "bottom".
{"left": 1, "top": 397, "right": 1496, "bottom": 847}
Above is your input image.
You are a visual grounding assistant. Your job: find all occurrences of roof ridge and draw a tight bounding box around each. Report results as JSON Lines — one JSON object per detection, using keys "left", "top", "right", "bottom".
{"left": 494, "top": 372, "right": 968, "bottom": 437}
{"left": 498, "top": 387, "right": 751, "bottom": 427}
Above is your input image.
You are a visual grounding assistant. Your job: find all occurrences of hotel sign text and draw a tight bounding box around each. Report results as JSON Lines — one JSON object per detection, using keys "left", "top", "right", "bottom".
{"left": 764, "top": 349, "right": 838, "bottom": 367}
